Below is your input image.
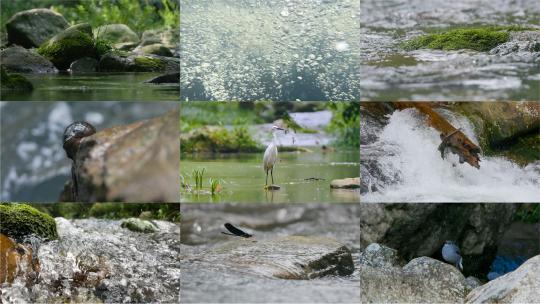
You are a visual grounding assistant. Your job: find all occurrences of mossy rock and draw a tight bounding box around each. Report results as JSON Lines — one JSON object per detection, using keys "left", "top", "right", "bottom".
{"left": 0, "top": 204, "right": 58, "bottom": 241}
{"left": 402, "top": 26, "right": 532, "bottom": 52}
{"left": 38, "top": 23, "right": 97, "bottom": 70}
{"left": 95, "top": 24, "right": 139, "bottom": 45}
{"left": 181, "top": 126, "right": 263, "bottom": 153}
{"left": 1, "top": 66, "right": 33, "bottom": 91}
{"left": 121, "top": 218, "right": 157, "bottom": 233}
{"left": 98, "top": 52, "right": 175, "bottom": 72}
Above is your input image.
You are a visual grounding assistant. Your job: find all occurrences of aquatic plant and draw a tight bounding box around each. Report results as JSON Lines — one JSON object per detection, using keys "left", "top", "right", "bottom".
{"left": 402, "top": 26, "right": 532, "bottom": 52}
{"left": 209, "top": 178, "right": 222, "bottom": 195}
{"left": 192, "top": 168, "right": 206, "bottom": 190}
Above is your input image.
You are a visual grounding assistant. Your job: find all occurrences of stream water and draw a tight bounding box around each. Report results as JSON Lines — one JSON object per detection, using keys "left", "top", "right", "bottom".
{"left": 180, "top": 203, "right": 360, "bottom": 303}
{"left": 360, "top": 108, "right": 540, "bottom": 202}
{"left": 0, "top": 102, "right": 179, "bottom": 202}
{"left": 180, "top": 0, "right": 360, "bottom": 101}
{"left": 1, "top": 73, "right": 179, "bottom": 102}
{"left": 1, "top": 217, "right": 180, "bottom": 303}
{"left": 360, "top": 0, "right": 540, "bottom": 101}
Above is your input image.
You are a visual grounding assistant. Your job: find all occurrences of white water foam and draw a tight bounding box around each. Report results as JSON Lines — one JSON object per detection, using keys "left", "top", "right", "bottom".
{"left": 362, "top": 109, "right": 540, "bottom": 202}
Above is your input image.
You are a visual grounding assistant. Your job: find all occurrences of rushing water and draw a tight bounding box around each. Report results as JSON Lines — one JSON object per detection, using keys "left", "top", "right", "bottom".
{"left": 1, "top": 217, "right": 180, "bottom": 303}
{"left": 360, "top": 0, "right": 540, "bottom": 101}
{"left": 0, "top": 102, "right": 179, "bottom": 202}
{"left": 180, "top": 0, "right": 360, "bottom": 101}
{"left": 180, "top": 203, "right": 360, "bottom": 303}
{"left": 1, "top": 73, "right": 179, "bottom": 102}
{"left": 360, "top": 108, "right": 540, "bottom": 202}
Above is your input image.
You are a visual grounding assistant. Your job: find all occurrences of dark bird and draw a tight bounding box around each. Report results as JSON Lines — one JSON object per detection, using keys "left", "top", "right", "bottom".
{"left": 221, "top": 223, "right": 252, "bottom": 238}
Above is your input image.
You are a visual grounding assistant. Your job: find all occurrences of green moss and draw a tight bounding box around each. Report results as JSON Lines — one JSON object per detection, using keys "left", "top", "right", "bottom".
{"left": 0, "top": 203, "right": 58, "bottom": 241}
{"left": 133, "top": 56, "right": 166, "bottom": 71}
{"left": 1, "top": 66, "right": 33, "bottom": 91}
{"left": 121, "top": 218, "right": 157, "bottom": 233}
{"left": 182, "top": 126, "right": 263, "bottom": 153}
{"left": 402, "top": 26, "right": 531, "bottom": 52}
{"left": 514, "top": 204, "right": 540, "bottom": 224}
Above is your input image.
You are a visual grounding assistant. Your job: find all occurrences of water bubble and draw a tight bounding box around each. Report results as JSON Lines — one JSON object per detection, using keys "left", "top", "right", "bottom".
{"left": 335, "top": 41, "right": 350, "bottom": 52}
{"left": 280, "top": 8, "right": 290, "bottom": 17}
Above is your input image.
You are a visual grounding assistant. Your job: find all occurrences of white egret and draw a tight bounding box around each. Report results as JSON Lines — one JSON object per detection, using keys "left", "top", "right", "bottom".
{"left": 263, "top": 125, "right": 285, "bottom": 187}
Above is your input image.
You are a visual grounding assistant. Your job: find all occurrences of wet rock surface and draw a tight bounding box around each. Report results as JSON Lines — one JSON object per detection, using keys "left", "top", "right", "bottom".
{"left": 95, "top": 24, "right": 140, "bottom": 47}
{"left": 97, "top": 52, "right": 179, "bottom": 72}
{"left": 145, "top": 72, "right": 180, "bottom": 84}
{"left": 60, "top": 109, "right": 179, "bottom": 203}
{"left": 330, "top": 177, "right": 360, "bottom": 189}
{"left": 6, "top": 8, "right": 69, "bottom": 48}
{"left": 466, "top": 255, "right": 540, "bottom": 303}
{"left": 360, "top": 203, "right": 516, "bottom": 278}
{"left": 0, "top": 46, "right": 57, "bottom": 74}
{"left": 69, "top": 57, "right": 98, "bottom": 73}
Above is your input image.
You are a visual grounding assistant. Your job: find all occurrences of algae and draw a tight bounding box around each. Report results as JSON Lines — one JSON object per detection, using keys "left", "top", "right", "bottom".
{"left": 1, "top": 66, "right": 33, "bottom": 91}
{"left": 0, "top": 203, "right": 58, "bottom": 241}
{"left": 133, "top": 56, "right": 166, "bottom": 71}
{"left": 402, "top": 26, "right": 532, "bottom": 52}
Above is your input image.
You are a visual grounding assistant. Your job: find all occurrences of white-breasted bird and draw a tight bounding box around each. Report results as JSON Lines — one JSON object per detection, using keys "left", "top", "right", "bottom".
{"left": 263, "top": 125, "right": 285, "bottom": 186}
{"left": 442, "top": 240, "right": 463, "bottom": 271}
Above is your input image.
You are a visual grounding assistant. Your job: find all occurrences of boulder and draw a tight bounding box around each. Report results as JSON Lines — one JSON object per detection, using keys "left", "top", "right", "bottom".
{"left": 145, "top": 72, "right": 179, "bottom": 84}
{"left": 0, "top": 46, "right": 57, "bottom": 73}
{"left": 140, "top": 28, "right": 179, "bottom": 50}
{"left": 1, "top": 66, "right": 33, "bottom": 91}
{"left": 134, "top": 43, "right": 173, "bottom": 57}
{"left": 197, "top": 236, "right": 354, "bottom": 279}
{"left": 5, "top": 8, "right": 68, "bottom": 48}
{"left": 466, "top": 255, "right": 540, "bottom": 303}
{"left": 0, "top": 204, "right": 58, "bottom": 241}
{"left": 59, "top": 110, "right": 180, "bottom": 203}
{"left": 490, "top": 31, "right": 540, "bottom": 55}
{"left": 360, "top": 203, "right": 517, "bottom": 278}
{"left": 69, "top": 57, "right": 98, "bottom": 73}
{"left": 121, "top": 218, "right": 157, "bottom": 233}
{"left": 359, "top": 242, "right": 403, "bottom": 268}
{"left": 330, "top": 177, "right": 360, "bottom": 189}
{"left": 95, "top": 24, "right": 139, "bottom": 47}
{"left": 38, "top": 23, "right": 97, "bottom": 70}
{"left": 97, "top": 52, "right": 179, "bottom": 72}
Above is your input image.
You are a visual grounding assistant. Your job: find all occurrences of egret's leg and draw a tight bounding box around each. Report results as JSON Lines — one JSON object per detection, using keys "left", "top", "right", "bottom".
{"left": 271, "top": 168, "right": 274, "bottom": 185}
{"left": 265, "top": 170, "right": 268, "bottom": 186}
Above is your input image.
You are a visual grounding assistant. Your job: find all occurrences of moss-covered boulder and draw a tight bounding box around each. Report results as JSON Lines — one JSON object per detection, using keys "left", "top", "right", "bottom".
{"left": 0, "top": 46, "right": 57, "bottom": 73}
{"left": 0, "top": 204, "right": 58, "bottom": 241}
{"left": 6, "top": 8, "right": 68, "bottom": 48}
{"left": 181, "top": 126, "right": 263, "bottom": 153}
{"left": 97, "top": 52, "right": 179, "bottom": 72}
{"left": 121, "top": 218, "right": 157, "bottom": 233}
{"left": 95, "top": 24, "right": 140, "bottom": 47}
{"left": 402, "top": 26, "right": 531, "bottom": 52}
{"left": 38, "top": 23, "right": 97, "bottom": 70}
{"left": 1, "top": 66, "right": 33, "bottom": 91}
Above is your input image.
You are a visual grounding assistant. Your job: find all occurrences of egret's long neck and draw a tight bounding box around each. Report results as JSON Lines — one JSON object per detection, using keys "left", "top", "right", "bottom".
{"left": 272, "top": 131, "right": 278, "bottom": 145}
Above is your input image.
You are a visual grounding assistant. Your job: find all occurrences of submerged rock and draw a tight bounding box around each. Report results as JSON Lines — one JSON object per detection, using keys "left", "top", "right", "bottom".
{"left": 360, "top": 203, "right": 516, "bottom": 279}
{"left": 1, "top": 66, "right": 33, "bottom": 91}
{"left": 95, "top": 24, "right": 139, "bottom": 48}
{"left": 198, "top": 236, "right": 354, "bottom": 279}
{"left": 59, "top": 110, "right": 180, "bottom": 203}
{"left": 145, "top": 72, "right": 179, "bottom": 84}
{"left": 38, "top": 23, "right": 97, "bottom": 70}
{"left": 6, "top": 8, "right": 68, "bottom": 48}
{"left": 330, "top": 177, "right": 360, "bottom": 189}
{"left": 0, "top": 204, "right": 58, "bottom": 241}
{"left": 0, "top": 46, "right": 57, "bottom": 73}
{"left": 121, "top": 218, "right": 157, "bottom": 233}
{"left": 466, "top": 255, "right": 540, "bottom": 303}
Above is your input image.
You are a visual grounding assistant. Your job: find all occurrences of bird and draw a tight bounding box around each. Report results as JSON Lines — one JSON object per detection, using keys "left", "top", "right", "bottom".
{"left": 263, "top": 125, "right": 285, "bottom": 187}
{"left": 442, "top": 240, "right": 463, "bottom": 271}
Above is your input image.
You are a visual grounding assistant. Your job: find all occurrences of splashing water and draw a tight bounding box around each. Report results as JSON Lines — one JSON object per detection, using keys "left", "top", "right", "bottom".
{"left": 361, "top": 108, "right": 540, "bottom": 202}
{"left": 180, "top": 0, "right": 360, "bottom": 101}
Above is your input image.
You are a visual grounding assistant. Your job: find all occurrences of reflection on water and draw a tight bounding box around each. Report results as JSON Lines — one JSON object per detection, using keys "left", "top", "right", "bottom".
{"left": 181, "top": 149, "right": 360, "bottom": 203}
{"left": 0, "top": 102, "right": 179, "bottom": 202}
{"left": 180, "top": 0, "right": 360, "bottom": 101}
{"left": 360, "top": 0, "right": 540, "bottom": 101}
{"left": 180, "top": 203, "right": 360, "bottom": 303}
{"left": 1, "top": 73, "right": 179, "bottom": 101}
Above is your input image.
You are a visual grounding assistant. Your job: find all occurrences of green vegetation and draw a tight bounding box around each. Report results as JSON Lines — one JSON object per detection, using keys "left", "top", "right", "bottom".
{"left": 209, "top": 178, "right": 222, "bottom": 195}
{"left": 282, "top": 112, "right": 318, "bottom": 134}
{"left": 181, "top": 125, "right": 263, "bottom": 153}
{"left": 402, "top": 26, "right": 531, "bottom": 52}
{"left": 327, "top": 102, "right": 360, "bottom": 148}
{"left": 133, "top": 56, "right": 166, "bottom": 71}
{"left": 121, "top": 218, "right": 157, "bottom": 233}
{"left": 192, "top": 168, "right": 206, "bottom": 190}
{"left": 180, "top": 102, "right": 266, "bottom": 133}
{"left": 1, "top": 66, "right": 33, "bottom": 91}
{"left": 0, "top": 203, "right": 58, "bottom": 241}
{"left": 514, "top": 204, "right": 540, "bottom": 224}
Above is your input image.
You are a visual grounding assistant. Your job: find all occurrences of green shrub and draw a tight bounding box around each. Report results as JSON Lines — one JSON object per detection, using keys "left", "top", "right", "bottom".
{"left": 327, "top": 102, "right": 360, "bottom": 148}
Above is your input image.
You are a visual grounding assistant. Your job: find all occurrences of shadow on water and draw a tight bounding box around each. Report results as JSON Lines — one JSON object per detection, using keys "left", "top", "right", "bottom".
{"left": 181, "top": 149, "right": 360, "bottom": 203}
{"left": 1, "top": 73, "right": 179, "bottom": 101}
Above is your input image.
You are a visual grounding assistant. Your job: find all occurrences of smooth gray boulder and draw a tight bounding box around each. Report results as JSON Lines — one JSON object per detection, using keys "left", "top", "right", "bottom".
{"left": 69, "top": 57, "right": 98, "bottom": 73}
{"left": 195, "top": 236, "right": 354, "bottom": 279}
{"left": 466, "top": 255, "right": 540, "bottom": 303}
{"left": 95, "top": 24, "right": 139, "bottom": 47}
{"left": 6, "top": 8, "right": 68, "bottom": 48}
{"left": 0, "top": 46, "right": 57, "bottom": 73}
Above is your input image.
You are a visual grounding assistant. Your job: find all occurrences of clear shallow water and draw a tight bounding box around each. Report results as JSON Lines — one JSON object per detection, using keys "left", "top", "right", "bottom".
{"left": 0, "top": 102, "right": 179, "bottom": 202}
{"left": 181, "top": 149, "right": 360, "bottom": 203}
{"left": 1, "top": 73, "right": 179, "bottom": 101}
{"left": 361, "top": 108, "right": 540, "bottom": 202}
{"left": 1, "top": 218, "right": 180, "bottom": 303}
{"left": 180, "top": 204, "right": 360, "bottom": 303}
{"left": 180, "top": 0, "right": 360, "bottom": 101}
{"left": 360, "top": 0, "right": 540, "bottom": 101}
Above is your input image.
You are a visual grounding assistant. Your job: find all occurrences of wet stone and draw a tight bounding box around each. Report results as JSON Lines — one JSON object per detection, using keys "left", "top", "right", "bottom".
{"left": 69, "top": 57, "right": 98, "bottom": 73}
